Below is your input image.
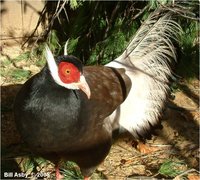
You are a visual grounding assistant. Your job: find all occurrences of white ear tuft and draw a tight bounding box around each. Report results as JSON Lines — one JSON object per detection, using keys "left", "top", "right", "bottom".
{"left": 45, "top": 45, "right": 54, "bottom": 63}
{"left": 45, "top": 45, "right": 58, "bottom": 75}
{"left": 64, "top": 39, "right": 70, "bottom": 55}
{"left": 45, "top": 45, "right": 60, "bottom": 84}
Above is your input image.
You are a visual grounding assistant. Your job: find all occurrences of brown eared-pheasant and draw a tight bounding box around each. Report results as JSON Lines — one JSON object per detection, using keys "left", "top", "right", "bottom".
{"left": 14, "top": 12, "right": 181, "bottom": 180}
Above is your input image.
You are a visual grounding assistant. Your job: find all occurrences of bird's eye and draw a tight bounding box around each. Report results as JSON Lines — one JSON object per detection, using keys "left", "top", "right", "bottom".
{"left": 58, "top": 62, "right": 81, "bottom": 84}
{"left": 65, "top": 69, "right": 71, "bottom": 74}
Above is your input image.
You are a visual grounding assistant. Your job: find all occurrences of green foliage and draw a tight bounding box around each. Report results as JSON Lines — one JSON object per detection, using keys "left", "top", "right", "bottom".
{"left": 15, "top": 0, "right": 197, "bottom": 81}
{"left": 19, "top": 157, "right": 84, "bottom": 179}
{"left": 69, "top": 21, "right": 137, "bottom": 65}
{"left": 47, "top": 30, "right": 62, "bottom": 56}
{"left": 13, "top": 52, "right": 31, "bottom": 62}
{"left": 159, "top": 160, "right": 187, "bottom": 178}
{"left": 15, "top": 157, "right": 52, "bottom": 179}
{"left": 69, "top": 0, "right": 78, "bottom": 10}
{"left": 69, "top": 0, "right": 84, "bottom": 10}
{"left": 46, "top": 1, "right": 145, "bottom": 65}
{"left": 1, "top": 30, "right": 63, "bottom": 84}
{"left": 1, "top": 58, "right": 12, "bottom": 66}
{"left": 149, "top": 0, "right": 173, "bottom": 10}
{"left": 32, "top": 43, "right": 47, "bottom": 67}
{"left": 10, "top": 69, "right": 31, "bottom": 80}
{"left": 87, "top": 30, "right": 127, "bottom": 65}
{"left": 61, "top": 161, "right": 84, "bottom": 179}
{"left": 177, "top": 20, "right": 199, "bottom": 79}
{"left": 22, "top": 158, "right": 35, "bottom": 174}
{"left": 31, "top": 30, "right": 63, "bottom": 67}
{"left": 1, "top": 51, "right": 32, "bottom": 82}
{"left": 181, "top": 22, "right": 198, "bottom": 48}
{"left": 34, "top": 157, "right": 49, "bottom": 167}
{"left": 67, "top": 37, "right": 80, "bottom": 55}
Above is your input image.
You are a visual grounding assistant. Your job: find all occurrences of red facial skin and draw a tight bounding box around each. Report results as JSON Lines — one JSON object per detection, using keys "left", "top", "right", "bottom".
{"left": 58, "top": 62, "right": 81, "bottom": 84}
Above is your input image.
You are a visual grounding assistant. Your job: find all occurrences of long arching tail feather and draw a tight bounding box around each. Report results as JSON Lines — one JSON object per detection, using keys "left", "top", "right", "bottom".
{"left": 107, "top": 11, "right": 182, "bottom": 138}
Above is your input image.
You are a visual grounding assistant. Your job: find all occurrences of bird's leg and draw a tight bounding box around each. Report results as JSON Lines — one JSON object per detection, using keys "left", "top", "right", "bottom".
{"left": 81, "top": 166, "right": 95, "bottom": 180}
{"left": 84, "top": 176, "right": 90, "bottom": 180}
{"left": 55, "top": 165, "right": 64, "bottom": 180}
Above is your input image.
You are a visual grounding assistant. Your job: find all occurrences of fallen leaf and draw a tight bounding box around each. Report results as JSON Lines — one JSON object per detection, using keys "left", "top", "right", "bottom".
{"left": 137, "top": 142, "right": 159, "bottom": 154}
{"left": 187, "top": 174, "right": 200, "bottom": 180}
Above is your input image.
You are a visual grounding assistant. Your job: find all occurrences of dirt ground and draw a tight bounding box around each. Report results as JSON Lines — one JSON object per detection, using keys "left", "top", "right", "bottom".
{"left": 1, "top": 45, "right": 199, "bottom": 179}
{"left": 98, "top": 79, "right": 199, "bottom": 179}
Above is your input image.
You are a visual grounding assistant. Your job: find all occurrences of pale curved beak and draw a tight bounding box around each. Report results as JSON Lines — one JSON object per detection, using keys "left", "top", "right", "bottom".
{"left": 77, "top": 75, "right": 91, "bottom": 99}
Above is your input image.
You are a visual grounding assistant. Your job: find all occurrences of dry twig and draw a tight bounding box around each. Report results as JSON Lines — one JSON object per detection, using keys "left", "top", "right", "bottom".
{"left": 156, "top": 0, "right": 199, "bottom": 21}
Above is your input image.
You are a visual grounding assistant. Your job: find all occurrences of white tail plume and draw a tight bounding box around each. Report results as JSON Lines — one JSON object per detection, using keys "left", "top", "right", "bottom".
{"left": 107, "top": 12, "right": 182, "bottom": 138}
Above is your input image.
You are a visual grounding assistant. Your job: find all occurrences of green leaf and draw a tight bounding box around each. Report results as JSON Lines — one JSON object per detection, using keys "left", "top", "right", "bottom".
{"left": 67, "top": 37, "right": 80, "bottom": 54}
{"left": 149, "top": 0, "right": 158, "bottom": 10}
{"left": 149, "top": 0, "right": 173, "bottom": 9}
{"left": 34, "top": 157, "right": 49, "bottom": 166}
{"left": 60, "top": 161, "right": 84, "bottom": 179}
{"left": 11, "top": 69, "right": 31, "bottom": 80}
{"left": 159, "top": 160, "right": 186, "bottom": 178}
{"left": 69, "top": 0, "right": 83, "bottom": 10}
{"left": 22, "top": 158, "right": 35, "bottom": 173}
{"left": 48, "top": 30, "right": 61, "bottom": 56}
{"left": 177, "top": 21, "right": 199, "bottom": 79}
{"left": 13, "top": 52, "right": 31, "bottom": 62}
{"left": 1, "top": 58, "right": 12, "bottom": 66}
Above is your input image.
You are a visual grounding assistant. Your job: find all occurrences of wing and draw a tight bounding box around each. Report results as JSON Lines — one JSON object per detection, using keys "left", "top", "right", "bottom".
{"left": 78, "top": 66, "right": 131, "bottom": 135}
{"left": 83, "top": 66, "right": 131, "bottom": 115}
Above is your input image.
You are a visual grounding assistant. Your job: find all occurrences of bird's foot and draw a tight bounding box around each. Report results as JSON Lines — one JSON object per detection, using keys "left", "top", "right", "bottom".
{"left": 56, "top": 166, "right": 64, "bottom": 180}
